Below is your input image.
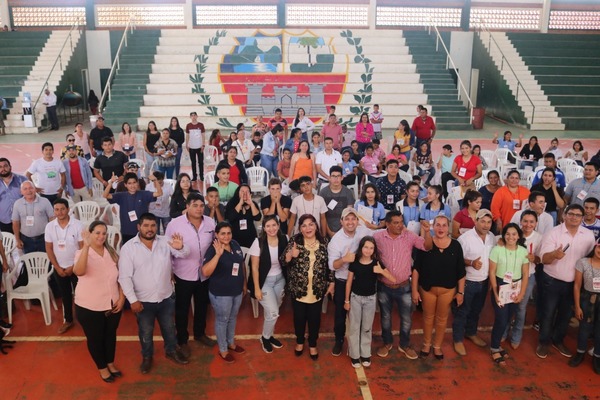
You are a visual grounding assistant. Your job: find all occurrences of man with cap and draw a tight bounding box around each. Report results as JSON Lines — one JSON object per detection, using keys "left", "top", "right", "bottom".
{"left": 89, "top": 117, "right": 114, "bottom": 157}
{"left": 327, "top": 207, "right": 372, "bottom": 356}
{"left": 453, "top": 209, "right": 497, "bottom": 355}
{"left": 116, "top": 162, "right": 146, "bottom": 192}
{"left": 63, "top": 143, "right": 93, "bottom": 202}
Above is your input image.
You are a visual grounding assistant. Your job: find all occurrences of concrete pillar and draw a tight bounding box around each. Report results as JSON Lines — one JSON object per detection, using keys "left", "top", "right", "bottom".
{"left": 85, "top": 0, "right": 95, "bottom": 30}
{"left": 369, "top": 0, "right": 377, "bottom": 30}
{"left": 540, "top": 0, "right": 551, "bottom": 33}
{"left": 460, "top": 0, "right": 471, "bottom": 32}
{"left": 0, "top": 0, "right": 11, "bottom": 30}
{"left": 185, "top": 0, "right": 193, "bottom": 29}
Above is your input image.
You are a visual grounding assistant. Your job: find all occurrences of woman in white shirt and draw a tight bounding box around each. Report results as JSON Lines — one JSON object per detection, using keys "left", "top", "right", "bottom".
{"left": 293, "top": 108, "right": 315, "bottom": 141}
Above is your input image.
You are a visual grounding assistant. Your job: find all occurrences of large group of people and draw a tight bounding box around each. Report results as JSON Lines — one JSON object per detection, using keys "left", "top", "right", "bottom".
{"left": 1, "top": 105, "right": 600, "bottom": 382}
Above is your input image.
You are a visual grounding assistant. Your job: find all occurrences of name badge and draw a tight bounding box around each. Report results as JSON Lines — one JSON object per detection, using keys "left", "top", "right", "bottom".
{"left": 239, "top": 219, "right": 248, "bottom": 230}
{"left": 512, "top": 199, "right": 521, "bottom": 210}
{"left": 398, "top": 139, "right": 404, "bottom": 146}
{"left": 529, "top": 154, "right": 534, "bottom": 160}
{"left": 232, "top": 262, "right": 240, "bottom": 276}
{"left": 344, "top": 167, "right": 350, "bottom": 173}
{"left": 57, "top": 239, "right": 66, "bottom": 251}
{"left": 458, "top": 167, "right": 467, "bottom": 177}
{"left": 577, "top": 190, "right": 588, "bottom": 201}
{"left": 387, "top": 195, "right": 394, "bottom": 204}
{"left": 503, "top": 271, "right": 513, "bottom": 284}
{"left": 593, "top": 277, "right": 600, "bottom": 291}
{"left": 128, "top": 210, "right": 138, "bottom": 222}
{"left": 372, "top": 163, "right": 377, "bottom": 170}
{"left": 327, "top": 199, "right": 338, "bottom": 210}
{"left": 26, "top": 216, "right": 35, "bottom": 226}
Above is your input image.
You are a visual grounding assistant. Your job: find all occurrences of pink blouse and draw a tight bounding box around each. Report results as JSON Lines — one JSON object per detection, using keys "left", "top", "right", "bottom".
{"left": 355, "top": 123, "right": 374, "bottom": 144}
{"left": 74, "top": 248, "right": 120, "bottom": 311}
{"left": 117, "top": 132, "right": 137, "bottom": 153}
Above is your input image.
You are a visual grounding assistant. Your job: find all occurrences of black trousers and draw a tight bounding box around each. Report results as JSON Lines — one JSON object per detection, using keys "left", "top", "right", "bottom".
{"left": 0, "top": 222, "right": 13, "bottom": 233}
{"left": 292, "top": 298, "right": 323, "bottom": 347}
{"left": 189, "top": 148, "right": 204, "bottom": 181}
{"left": 54, "top": 272, "right": 78, "bottom": 323}
{"left": 333, "top": 278, "right": 347, "bottom": 343}
{"left": 76, "top": 305, "right": 121, "bottom": 369}
{"left": 47, "top": 105, "right": 59, "bottom": 129}
{"left": 441, "top": 172, "right": 454, "bottom": 200}
{"left": 174, "top": 275, "right": 210, "bottom": 345}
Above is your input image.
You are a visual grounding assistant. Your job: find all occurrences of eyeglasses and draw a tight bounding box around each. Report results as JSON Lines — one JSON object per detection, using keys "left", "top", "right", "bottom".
{"left": 67, "top": 139, "right": 75, "bottom": 142}
{"left": 330, "top": 175, "right": 342, "bottom": 179}
{"left": 566, "top": 212, "right": 583, "bottom": 218}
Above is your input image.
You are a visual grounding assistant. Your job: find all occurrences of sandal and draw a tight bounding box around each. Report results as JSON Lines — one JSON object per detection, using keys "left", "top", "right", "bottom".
{"left": 420, "top": 344, "right": 431, "bottom": 358}
{"left": 498, "top": 349, "right": 510, "bottom": 359}
{"left": 491, "top": 351, "right": 506, "bottom": 366}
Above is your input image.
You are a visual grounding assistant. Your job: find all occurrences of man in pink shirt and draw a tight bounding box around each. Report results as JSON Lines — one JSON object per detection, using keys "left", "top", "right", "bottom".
{"left": 321, "top": 114, "right": 343, "bottom": 150}
{"left": 411, "top": 107, "right": 436, "bottom": 147}
{"left": 373, "top": 211, "right": 432, "bottom": 360}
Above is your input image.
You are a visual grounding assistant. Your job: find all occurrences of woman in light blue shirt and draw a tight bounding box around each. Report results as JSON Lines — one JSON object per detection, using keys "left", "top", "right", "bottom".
{"left": 493, "top": 130, "right": 522, "bottom": 151}
{"left": 419, "top": 185, "right": 451, "bottom": 223}
{"left": 354, "top": 183, "right": 386, "bottom": 229}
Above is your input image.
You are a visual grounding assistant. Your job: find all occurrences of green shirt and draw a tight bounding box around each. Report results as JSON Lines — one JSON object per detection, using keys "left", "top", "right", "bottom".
{"left": 490, "top": 245, "right": 529, "bottom": 281}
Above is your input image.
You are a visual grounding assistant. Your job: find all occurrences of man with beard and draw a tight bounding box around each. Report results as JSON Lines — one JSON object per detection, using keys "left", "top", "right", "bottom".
{"left": 62, "top": 144, "right": 93, "bottom": 202}
{"left": 0, "top": 158, "right": 28, "bottom": 233}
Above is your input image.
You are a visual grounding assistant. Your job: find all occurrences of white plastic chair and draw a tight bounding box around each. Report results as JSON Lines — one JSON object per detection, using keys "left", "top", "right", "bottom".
{"left": 480, "top": 150, "right": 495, "bottom": 168}
{"left": 398, "top": 169, "right": 412, "bottom": 184}
{"left": 163, "top": 178, "right": 177, "bottom": 193}
{"left": 6, "top": 252, "right": 56, "bottom": 325}
{"left": 100, "top": 203, "right": 121, "bottom": 229}
{"left": 557, "top": 158, "right": 577, "bottom": 170}
{"left": 72, "top": 201, "right": 101, "bottom": 225}
{"left": 203, "top": 171, "right": 216, "bottom": 197}
{"left": 106, "top": 225, "right": 122, "bottom": 253}
{"left": 247, "top": 167, "right": 269, "bottom": 197}
{"left": 204, "top": 145, "right": 219, "bottom": 173}
{"left": 1, "top": 232, "right": 16, "bottom": 271}
{"left": 564, "top": 165, "right": 584, "bottom": 176}
{"left": 241, "top": 246, "right": 260, "bottom": 319}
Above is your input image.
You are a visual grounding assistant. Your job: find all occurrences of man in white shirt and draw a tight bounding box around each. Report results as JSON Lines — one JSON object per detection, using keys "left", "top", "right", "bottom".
{"left": 315, "top": 137, "right": 343, "bottom": 185}
{"left": 44, "top": 198, "right": 83, "bottom": 334}
{"left": 327, "top": 208, "right": 372, "bottom": 356}
{"left": 510, "top": 191, "right": 554, "bottom": 235}
{"left": 26, "top": 142, "right": 66, "bottom": 205}
{"left": 233, "top": 126, "right": 256, "bottom": 168}
{"left": 369, "top": 104, "right": 384, "bottom": 140}
{"left": 536, "top": 204, "right": 595, "bottom": 359}
{"left": 453, "top": 209, "right": 497, "bottom": 355}
{"left": 118, "top": 213, "right": 191, "bottom": 374}
{"left": 288, "top": 176, "right": 328, "bottom": 237}
{"left": 43, "top": 89, "right": 58, "bottom": 130}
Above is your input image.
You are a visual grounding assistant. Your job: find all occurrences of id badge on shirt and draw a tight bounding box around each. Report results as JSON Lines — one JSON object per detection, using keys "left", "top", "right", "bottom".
{"left": 577, "top": 190, "right": 588, "bottom": 201}
{"left": 593, "top": 277, "right": 600, "bottom": 291}
{"left": 232, "top": 263, "right": 240, "bottom": 277}
{"left": 128, "top": 210, "right": 138, "bottom": 222}
{"left": 503, "top": 271, "right": 513, "bottom": 284}
{"left": 458, "top": 167, "right": 467, "bottom": 177}
{"left": 239, "top": 219, "right": 248, "bottom": 230}
{"left": 398, "top": 139, "right": 404, "bottom": 146}
{"left": 512, "top": 199, "right": 521, "bottom": 210}
{"left": 25, "top": 216, "right": 35, "bottom": 226}
{"left": 387, "top": 195, "right": 394, "bottom": 205}
{"left": 57, "top": 240, "right": 66, "bottom": 251}
{"left": 327, "top": 199, "right": 338, "bottom": 210}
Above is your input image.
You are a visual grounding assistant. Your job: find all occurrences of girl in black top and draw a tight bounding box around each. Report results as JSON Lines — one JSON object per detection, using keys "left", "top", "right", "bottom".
{"left": 519, "top": 136, "right": 543, "bottom": 170}
{"left": 344, "top": 236, "right": 395, "bottom": 368}
{"left": 225, "top": 184, "right": 261, "bottom": 248}
{"left": 168, "top": 116, "right": 185, "bottom": 176}
{"left": 169, "top": 173, "right": 200, "bottom": 218}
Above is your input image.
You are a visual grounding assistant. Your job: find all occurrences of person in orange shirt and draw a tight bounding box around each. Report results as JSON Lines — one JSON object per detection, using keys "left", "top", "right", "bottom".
{"left": 490, "top": 170, "right": 530, "bottom": 232}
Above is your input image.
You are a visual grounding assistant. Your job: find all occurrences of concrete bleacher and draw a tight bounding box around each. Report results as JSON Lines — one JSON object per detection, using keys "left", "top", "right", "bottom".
{"left": 507, "top": 32, "right": 600, "bottom": 130}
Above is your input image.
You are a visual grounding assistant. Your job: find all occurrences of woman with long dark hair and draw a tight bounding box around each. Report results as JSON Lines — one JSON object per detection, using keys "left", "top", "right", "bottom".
{"left": 117, "top": 122, "right": 136, "bottom": 160}
{"left": 248, "top": 215, "right": 289, "bottom": 353}
{"left": 143, "top": 121, "right": 160, "bottom": 177}
{"left": 225, "top": 184, "right": 261, "bottom": 248}
{"left": 354, "top": 183, "right": 386, "bottom": 229}
{"left": 168, "top": 116, "right": 185, "bottom": 175}
{"left": 281, "top": 214, "right": 333, "bottom": 360}
{"left": 169, "top": 173, "right": 199, "bottom": 218}
{"left": 292, "top": 107, "right": 314, "bottom": 141}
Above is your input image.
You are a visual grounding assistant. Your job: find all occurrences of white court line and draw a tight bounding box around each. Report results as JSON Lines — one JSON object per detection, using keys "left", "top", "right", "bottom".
{"left": 355, "top": 365, "right": 374, "bottom": 400}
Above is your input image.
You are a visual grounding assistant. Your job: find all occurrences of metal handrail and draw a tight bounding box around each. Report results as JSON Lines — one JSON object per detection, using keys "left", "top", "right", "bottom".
{"left": 477, "top": 20, "right": 536, "bottom": 124}
{"left": 98, "top": 17, "right": 136, "bottom": 114}
{"left": 426, "top": 23, "right": 475, "bottom": 122}
{"left": 32, "top": 17, "right": 84, "bottom": 126}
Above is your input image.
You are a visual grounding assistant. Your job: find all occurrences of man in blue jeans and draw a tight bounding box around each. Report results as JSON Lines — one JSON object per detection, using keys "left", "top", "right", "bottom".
{"left": 260, "top": 125, "right": 284, "bottom": 179}
{"left": 373, "top": 210, "right": 432, "bottom": 360}
{"left": 453, "top": 209, "right": 496, "bottom": 355}
{"left": 118, "top": 213, "right": 190, "bottom": 374}
{"left": 536, "top": 204, "right": 595, "bottom": 359}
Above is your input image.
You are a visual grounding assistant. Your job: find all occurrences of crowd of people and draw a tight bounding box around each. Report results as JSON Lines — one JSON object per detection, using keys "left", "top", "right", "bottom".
{"left": 1, "top": 104, "right": 600, "bottom": 382}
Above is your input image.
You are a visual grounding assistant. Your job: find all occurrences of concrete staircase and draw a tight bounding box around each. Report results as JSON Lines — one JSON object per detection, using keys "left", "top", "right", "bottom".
{"left": 137, "top": 28, "right": 430, "bottom": 132}
{"left": 478, "top": 31, "right": 565, "bottom": 131}
{"left": 102, "top": 29, "right": 161, "bottom": 130}
{"left": 4, "top": 30, "right": 83, "bottom": 134}
{"left": 402, "top": 30, "right": 472, "bottom": 131}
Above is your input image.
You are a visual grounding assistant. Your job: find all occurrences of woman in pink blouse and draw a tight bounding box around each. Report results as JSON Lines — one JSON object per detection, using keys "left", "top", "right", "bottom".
{"left": 117, "top": 122, "right": 137, "bottom": 160}
{"left": 355, "top": 112, "right": 374, "bottom": 153}
{"left": 74, "top": 221, "right": 125, "bottom": 383}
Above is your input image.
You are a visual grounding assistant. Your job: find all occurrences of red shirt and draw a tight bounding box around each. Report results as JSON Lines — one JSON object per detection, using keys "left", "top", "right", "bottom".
{"left": 453, "top": 208, "right": 475, "bottom": 230}
{"left": 229, "top": 163, "right": 241, "bottom": 185}
{"left": 411, "top": 116, "right": 436, "bottom": 140}
{"left": 69, "top": 158, "right": 85, "bottom": 189}
{"left": 453, "top": 155, "right": 481, "bottom": 181}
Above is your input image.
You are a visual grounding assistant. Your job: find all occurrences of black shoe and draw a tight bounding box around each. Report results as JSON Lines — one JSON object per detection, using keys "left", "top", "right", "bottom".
{"left": 166, "top": 351, "right": 189, "bottom": 365}
{"left": 101, "top": 374, "right": 115, "bottom": 383}
{"left": 109, "top": 370, "right": 122, "bottom": 378}
{"left": 594, "top": 357, "right": 600, "bottom": 375}
{"left": 331, "top": 341, "right": 343, "bottom": 357}
{"left": 140, "top": 357, "right": 153, "bottom": 374}
{"left": 309, "top": 348, "right": 319, "bottom": 361}
{"left": 569, "top": 352, "right": 585, "bottom": 367}
{"left": 195, "top": 335, "right": 217, "bottom": 347}
{"left": 269, "top": 336, "right": 283, "bottom": 349}
{"left": 260, "top": 336, "right": 273, "bottom": 353}
{"left": 178, "top": 343, "right": 191, "bottom": 359}
{"left": 0, "top": 320, "right": 12, "bottom": 329}
{"left": 294, "top": 344, "right": 304, "bottom": 357}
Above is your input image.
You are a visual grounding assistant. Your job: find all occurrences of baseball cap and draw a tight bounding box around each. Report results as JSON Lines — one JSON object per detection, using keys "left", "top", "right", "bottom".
{"left": 126, "top": 162, "right": 139, "bottom": 169}
{"left": 96, "top": 116, "right": 104, "bottom": 121}
{"left": 66, "top": 144, "right": 77, "bottom": 150}
{"left": 476, "top": 209, "right": 493, "bottom": 220}
{"left": 341, "top": 208, "right": 359, "bottom": 219}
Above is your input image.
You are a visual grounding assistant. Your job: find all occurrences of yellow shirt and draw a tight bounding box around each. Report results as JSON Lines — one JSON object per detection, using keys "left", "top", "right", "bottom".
{"left": 394, "top": 130, "right": 411, "bottom": 153}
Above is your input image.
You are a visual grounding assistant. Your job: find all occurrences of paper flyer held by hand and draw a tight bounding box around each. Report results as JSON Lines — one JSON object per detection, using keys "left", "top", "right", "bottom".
{"left": 498, "top": 280, "right": 522, "bottom": 306}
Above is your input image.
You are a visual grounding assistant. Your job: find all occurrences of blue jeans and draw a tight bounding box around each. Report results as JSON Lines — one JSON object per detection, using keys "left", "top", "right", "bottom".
{"left": 135, "top": 294, "right": 177, "bottom": 358}
{"left": 452, "top": 279, "right": 488, "bottom": 342}
{"left": 519, "top": 160, "right": 538, "bottom": 170}
{"left": 158, "top": 165, "right": 175, "bottom": 179}
{"left": 401, "top": 151, "right": 412, "bottom": 163}
{"left": 490, "top": 278, "right": 518, "bottom": 351}
{"left": 548, "top": 211, "right": 558, "bottom": 226}
{"left": 21, "top": 234, "right": 46, "bottom": 254}
{"left": 378, "top": 282, "right": 414, "bottom": 348}
{"left": 145, "top": 152, "right": 156, "bottom": 177}
{"left": 258, "top": 273, "right": 285, "bottom": 338}
{"left": 576, "top": 289, "right": 600, "bottom": 354}
{"left": 539, "top": 271, "right": 573, "bottom": 346}
{"left": 209, "top": 292, "right": 243, "bottom": 353}
{"left": 175, "top": 147, "right": 183, "bottom": 176}
{"left": 156, "top": 216, "right": 171, "bottom": 234}
{"left": 417, "top": 166, "right": 435, "bottom": 186}
{"left": 260, "top": 154, "right": 279, "bottom": 179}
{"left": 506, "top": 274, "right": 536, "bottom": 345}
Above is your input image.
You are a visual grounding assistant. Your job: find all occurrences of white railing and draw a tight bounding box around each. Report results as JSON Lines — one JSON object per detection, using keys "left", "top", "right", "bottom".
{"left": 477, "top": 19, "right": 536, "bottom": 124}
{"left": 98, "top": 17, "right": 136, "bottom": 114}
{"left": 427, "top": 23, "right": 475, "bottom": 123}
{"left": 32, "top": 17, "right": 84, "bottom": 126}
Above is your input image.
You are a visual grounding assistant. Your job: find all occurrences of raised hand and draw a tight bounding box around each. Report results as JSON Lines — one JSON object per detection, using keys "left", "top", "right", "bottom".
{"left": 213, "top": 239, "right": 224, "bottom": 256}
{"left": 373, "top": 262, "right": 384, "bottom": 274}
{"left": 342, "top": 251, "right": 355, "bottom": 263}
{"left": 168, "top": 233, "right": 184, "bottom": 250}
{"left": 290, "top": 242, "right": 300, "bottom": 258}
